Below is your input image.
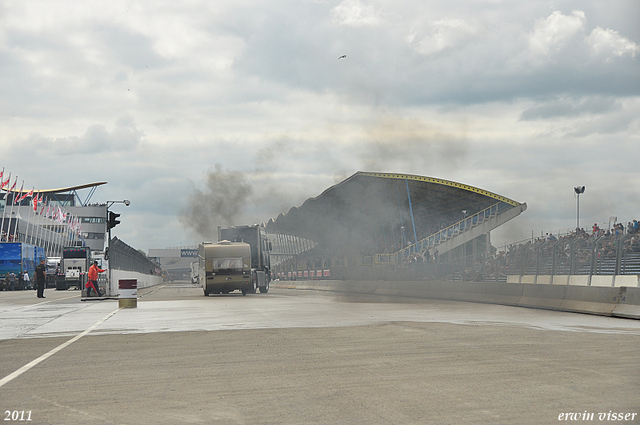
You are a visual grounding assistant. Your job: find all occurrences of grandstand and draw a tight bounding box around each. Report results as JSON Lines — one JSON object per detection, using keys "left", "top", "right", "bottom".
{"left": 266, "top": 172, "right": 527, "bottom": 280}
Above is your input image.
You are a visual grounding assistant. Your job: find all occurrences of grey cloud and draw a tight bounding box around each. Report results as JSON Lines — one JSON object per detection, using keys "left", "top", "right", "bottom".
{"left": 229, "top": 4, "right": 639, "bottom": 107}
{"left": 21, "top": 115, "right": 143, "bottom": 155}
{"left": 520, "top": 97, "right": 621, "bottom": 120}
{"left": 352, "top": 114, "right": 468, "bottom": 172}
{"left": 92, "top": 24, "right": 168, "bottom": 71}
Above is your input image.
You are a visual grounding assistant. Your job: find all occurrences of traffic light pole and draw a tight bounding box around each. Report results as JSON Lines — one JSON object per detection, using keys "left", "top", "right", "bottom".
{"left": 108, "top": 221, "right": 113, "bottom": 297}
{"left": 105, "top": 200, "right": 130, "bottom": 297}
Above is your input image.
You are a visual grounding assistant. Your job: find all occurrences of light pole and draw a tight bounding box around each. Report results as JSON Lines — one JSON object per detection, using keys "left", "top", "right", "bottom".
{"left": 574, "top": 186, "right": 585, "bottom": 231}
{"left": 105, "top": 200, "right": 130, "bottom": 296}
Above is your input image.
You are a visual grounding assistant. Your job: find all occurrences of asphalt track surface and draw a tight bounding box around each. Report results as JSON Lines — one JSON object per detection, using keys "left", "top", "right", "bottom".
{"left": 0, "top": 282, "right": 639, "bottom": 425}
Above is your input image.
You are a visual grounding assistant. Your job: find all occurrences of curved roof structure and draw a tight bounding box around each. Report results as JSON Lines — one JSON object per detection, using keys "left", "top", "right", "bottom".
{"left": 267, "top": 171, "right": 525, "bottom": 254}
{"left": 33, "top": 182, "right": 107, "bottom": 194}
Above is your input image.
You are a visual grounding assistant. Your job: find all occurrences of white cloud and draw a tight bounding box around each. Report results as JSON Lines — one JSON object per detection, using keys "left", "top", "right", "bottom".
{"left": 331, "top": 0, "right": 382, "bottom": 27}
{"left": 529, "top": 10, "right": 586, "bottom": 57}
{"left": 587, "top": 26, "right": 639, "bottom": 59}
{"left": 405, "top": 18, "right": 478, "bottom": 56}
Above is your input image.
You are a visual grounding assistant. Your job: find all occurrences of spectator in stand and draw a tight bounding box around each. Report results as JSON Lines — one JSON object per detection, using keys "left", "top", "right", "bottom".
{"left": 593, "top": 223, "right": 600, "bottom": 235}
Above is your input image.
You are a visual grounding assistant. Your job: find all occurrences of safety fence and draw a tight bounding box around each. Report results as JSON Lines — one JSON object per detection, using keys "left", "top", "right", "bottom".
{"left": 275, "top": 232, "right": 640, "bottom": 283}
{"left": 399, "top": 232, "right": 640, "bottom": 282}
{"left": 108, "top": 237, "right": 160, "bottom": 275}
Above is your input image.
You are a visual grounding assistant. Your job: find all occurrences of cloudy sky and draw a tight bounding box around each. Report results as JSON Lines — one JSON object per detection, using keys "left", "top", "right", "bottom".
{"left": 1, "top": 0, "right": 638, "bottom": 252}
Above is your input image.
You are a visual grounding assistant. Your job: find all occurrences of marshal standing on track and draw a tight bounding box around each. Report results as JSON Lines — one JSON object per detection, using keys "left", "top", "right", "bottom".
{"left": 35, "top": 259, "right": 46, "bottom": 298}
{"left": 86, "top": 261, "right": 106, "bottom": 297}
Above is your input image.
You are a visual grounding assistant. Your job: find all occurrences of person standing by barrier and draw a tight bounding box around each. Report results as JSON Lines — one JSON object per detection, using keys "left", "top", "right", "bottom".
{"left": 35, "top": 260, "right": 46, "bottom": 298}
{"left": 8, "top": 271, "right": 16, "bottom": 291}
{"left": 86, "top": 261, "right": 106, "bottom": 297}
{"left": 23, "top": 270, "right": 30, "bottom": 290}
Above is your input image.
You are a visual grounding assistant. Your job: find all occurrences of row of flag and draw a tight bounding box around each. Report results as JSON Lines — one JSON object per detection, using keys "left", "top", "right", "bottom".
{"left": 0, "top": 168, "right": 82, "bottom": 234}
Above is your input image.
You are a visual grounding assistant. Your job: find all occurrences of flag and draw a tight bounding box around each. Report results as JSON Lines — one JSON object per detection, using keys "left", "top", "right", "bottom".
{"left": 20, "top": 188, "right": 34, "bottom": 204}
{"left": 0, "top": 168, "right": 4, "bottom": 185}
{"left": 14, "top": 181, "right": 24, "bottom": 204}
{"left": 8, "top": 176, "right": 17, "bottom": 193}
{"left": 2, "top": 173, "right": 10, "bottom": 190}
{"left": 6, "top": 176, "right": 17, "bottom": 203}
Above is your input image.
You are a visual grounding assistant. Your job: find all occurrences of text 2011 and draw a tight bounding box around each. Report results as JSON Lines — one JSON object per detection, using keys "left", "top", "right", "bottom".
{"left": 4, "top": 411, "right": 32, "bottom": 421}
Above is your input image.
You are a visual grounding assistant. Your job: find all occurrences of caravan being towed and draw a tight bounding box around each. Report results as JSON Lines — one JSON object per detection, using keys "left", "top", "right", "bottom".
{"left": 199, "top": 240, "right": 253, "bottom": 296}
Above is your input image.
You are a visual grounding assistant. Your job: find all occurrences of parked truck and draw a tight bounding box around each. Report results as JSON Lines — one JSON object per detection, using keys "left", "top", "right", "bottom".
{"left": 56, "top": 246, "right": 92, "bottom": 290}
{"left": 0, "top": 242, "right": 45, "bottom": 290}
{"left": 190, "top": 261, "right": 199, "bottom": 284}
{"left": 46, "top": 256, "right": 61, "bottom": 288}
{"left": 199, "top": 240, "right": 253, "bottom": 296}
{"left": 218, "top": 225, "right": 272, "bottom": 294}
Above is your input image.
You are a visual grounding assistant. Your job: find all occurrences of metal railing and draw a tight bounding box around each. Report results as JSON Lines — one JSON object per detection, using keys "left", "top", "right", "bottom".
{"left": 424, "top": 232, "right": 640, "bottom": 282}
{"left": 109, "top": 237, "right": 160, "bottom": 275}
{"left": 372, "top": 202, "right": 509, "bottom": 265}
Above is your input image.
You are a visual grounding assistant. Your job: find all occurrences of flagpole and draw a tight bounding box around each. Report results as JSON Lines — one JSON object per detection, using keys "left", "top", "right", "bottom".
{"left": 45, "top": 202, "right": 53, "bottom": 256}
{"left": 56, "top": 207, "right": 64, "bottom": 256}
{"left": 26, "top": 189, "right": 36, "bottom": 244}
{"left": 24, "top": 191, "right": 34, "bottom": 244}
{"left": 1, "top": 172, "right": 10, "bottom": 241}
{"left": 39, "top": 201, "right": 49, "bottom": 255}
{"left": 12, "top": 180, "right": 24, "bottom": 242}
{"left": 6, "top": 176, "right": 17, "bottom": 241}
{"left": 34, "top": 200, "right": 44, "bottom": 251}
{"left": 0, "top": 168, "right": 4, "bottom": 241}
{"left": 26, "top": 198, "right": 33, "bottom": 244}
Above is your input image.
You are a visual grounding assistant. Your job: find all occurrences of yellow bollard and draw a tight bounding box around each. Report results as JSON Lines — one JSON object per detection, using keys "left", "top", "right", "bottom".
{"left": 118, "top": 279, "right": 137, "bottom": 308}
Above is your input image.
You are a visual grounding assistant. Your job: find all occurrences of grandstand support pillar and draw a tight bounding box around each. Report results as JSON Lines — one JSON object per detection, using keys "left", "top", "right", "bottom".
{"left": 405, "top": 180, "right": 418, "bottom": 246}
{"left": 485, "top": 231, "right": 491, "bottom": 256}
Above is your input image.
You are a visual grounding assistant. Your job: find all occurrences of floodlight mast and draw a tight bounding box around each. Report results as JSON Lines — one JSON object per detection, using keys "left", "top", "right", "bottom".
{"left": 574, "top": 186, "right": 585, "bottom": 231}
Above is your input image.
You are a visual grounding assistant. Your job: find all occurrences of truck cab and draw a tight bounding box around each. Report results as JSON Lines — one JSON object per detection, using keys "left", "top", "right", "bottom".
{"left": 199, "top": 241, "right": 253, "bottom": 296}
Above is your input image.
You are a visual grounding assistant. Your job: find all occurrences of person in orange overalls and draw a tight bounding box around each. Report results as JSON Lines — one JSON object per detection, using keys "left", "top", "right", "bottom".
{"left": 86, "top": 261, "right": 106, "bottom": 297}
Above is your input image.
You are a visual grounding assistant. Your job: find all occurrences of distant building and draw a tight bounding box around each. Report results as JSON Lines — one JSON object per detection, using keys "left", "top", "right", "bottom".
{"left": 0, "top": 182, "right": 109, "bottom": 255}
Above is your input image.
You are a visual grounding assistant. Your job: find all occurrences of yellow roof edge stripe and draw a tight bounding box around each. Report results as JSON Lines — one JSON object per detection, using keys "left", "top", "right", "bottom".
{"left": 358, "top": 172, "right": 521, "bottom": 207}
{"left": 30, "top": 182, "right": 108, "bottom": 194}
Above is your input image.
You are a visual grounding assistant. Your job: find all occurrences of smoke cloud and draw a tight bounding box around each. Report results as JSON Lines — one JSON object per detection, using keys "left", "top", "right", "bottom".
{"left": 178, "top": 165, "right": 253, "bottom": 240}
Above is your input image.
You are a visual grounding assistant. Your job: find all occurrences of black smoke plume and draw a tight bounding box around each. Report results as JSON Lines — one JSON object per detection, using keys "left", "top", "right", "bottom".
{"left": 179, "top": 165, "right": 253, "bottom": 240}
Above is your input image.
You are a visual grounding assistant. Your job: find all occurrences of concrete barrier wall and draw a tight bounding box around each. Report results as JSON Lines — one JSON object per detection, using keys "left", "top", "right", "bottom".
{"left": 273, "top": 279, "right": 640, "bottom": 319}
{"left": 108, "top": 270, "right": 163, "bottom": 296}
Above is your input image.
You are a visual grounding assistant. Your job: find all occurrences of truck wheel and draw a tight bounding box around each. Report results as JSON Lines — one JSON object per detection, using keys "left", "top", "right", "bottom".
{"left": 241, "top": 289, "right": 247, "bottom": 296}
{"left": 259, "top": 280, "right": 269, "bottom": 294}
{"left": 203, "top": 289, "right": 209, "bottom": 296}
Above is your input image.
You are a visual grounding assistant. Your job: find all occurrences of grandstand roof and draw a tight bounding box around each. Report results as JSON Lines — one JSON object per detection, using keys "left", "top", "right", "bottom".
{"left": 33, "top": 182, "right": 107, "bottom": 194}
{"left": 266, "top": 171, "right": 525, "bottom": 251}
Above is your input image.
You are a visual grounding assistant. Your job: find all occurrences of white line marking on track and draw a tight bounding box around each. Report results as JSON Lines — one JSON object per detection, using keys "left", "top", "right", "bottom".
{"left": 0, "top": 307, "right": 122, "bottom": 389}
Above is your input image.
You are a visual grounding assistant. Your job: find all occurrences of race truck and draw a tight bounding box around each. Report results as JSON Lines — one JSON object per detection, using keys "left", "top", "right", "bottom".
{"left": 199, "top": 240, "right": 253, "bottom": 296}
{"left": 218, "top": 225, "right": 272, "bottom": 294}
{"left": 56, "top": 246, "right": 92, "bottom": 290}
{"left": 190, "top": 260, "right": 199, "bottom": 284}
{"left": 46, "top": 257, "right": 61, "bottom": 288}
{"left": 0, "top": 242, "right": 44, "bottom": 290}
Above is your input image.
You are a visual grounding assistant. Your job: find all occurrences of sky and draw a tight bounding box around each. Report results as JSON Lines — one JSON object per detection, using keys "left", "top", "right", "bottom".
{"left": 0, "top": 0, "right": 639, "bottom": 253}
